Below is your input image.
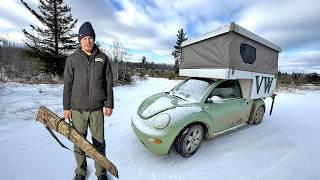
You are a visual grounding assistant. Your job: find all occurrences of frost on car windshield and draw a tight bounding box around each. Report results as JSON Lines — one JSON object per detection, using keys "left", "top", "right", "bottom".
{"left": 170, "top": 78, "right": 214, "bottom": 102}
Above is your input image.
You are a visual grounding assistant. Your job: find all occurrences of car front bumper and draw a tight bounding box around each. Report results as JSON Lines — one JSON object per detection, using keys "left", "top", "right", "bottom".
{"left": 131, "top": 114, "right": 176, "bottom": 154}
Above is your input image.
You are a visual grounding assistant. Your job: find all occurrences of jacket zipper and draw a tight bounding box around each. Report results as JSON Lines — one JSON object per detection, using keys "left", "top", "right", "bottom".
{"left": 87, "top": 56, "right": 91, "bottom": 111}
{"left": 88, "top": 67, "right": 91, "bottom": 110}
{"left": 88, "top": 54, "right": 96, "bottom": 111}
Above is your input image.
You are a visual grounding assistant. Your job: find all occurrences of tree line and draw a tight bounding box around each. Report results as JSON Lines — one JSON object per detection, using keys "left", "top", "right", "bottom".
{"left": 0, "top": 35, "right": 175, "bottom": 83}
{"left": 278, "top": 71, "right": 320, "bottom": 85}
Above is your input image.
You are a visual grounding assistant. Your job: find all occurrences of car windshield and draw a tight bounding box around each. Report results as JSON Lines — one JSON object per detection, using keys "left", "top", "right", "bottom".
{"left": 170, "top": 78, "right": 214, "bottom": 102}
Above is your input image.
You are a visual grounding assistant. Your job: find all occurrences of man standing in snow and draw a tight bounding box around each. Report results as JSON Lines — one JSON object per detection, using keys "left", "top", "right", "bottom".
{"left": 63, "top": 22, "right": 113, "bottom": 180}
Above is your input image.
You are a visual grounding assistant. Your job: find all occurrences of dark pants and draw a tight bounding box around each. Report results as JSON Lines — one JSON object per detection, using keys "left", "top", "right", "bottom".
{"left": 71, "top": 110, "right": 106, "bottom": 176}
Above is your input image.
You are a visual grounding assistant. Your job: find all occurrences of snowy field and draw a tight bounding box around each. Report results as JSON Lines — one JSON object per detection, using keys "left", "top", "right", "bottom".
{"left": 0, "top": 77, "right": 319, "bottom": 180}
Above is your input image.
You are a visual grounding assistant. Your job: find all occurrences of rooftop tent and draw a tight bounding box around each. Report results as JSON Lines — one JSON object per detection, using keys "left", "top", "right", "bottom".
{"left": 180, "top": 22, "right": 282, "bottom": 77}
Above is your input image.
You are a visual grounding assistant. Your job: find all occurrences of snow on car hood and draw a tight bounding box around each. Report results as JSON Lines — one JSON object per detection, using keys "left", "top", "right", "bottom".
{"left": 138, "top": 93, "right": 179, "bottom": 119}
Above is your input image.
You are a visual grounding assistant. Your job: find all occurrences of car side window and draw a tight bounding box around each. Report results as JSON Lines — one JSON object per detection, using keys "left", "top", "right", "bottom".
{"left": 209, "top": 80, "right": 243, "bottom": 99}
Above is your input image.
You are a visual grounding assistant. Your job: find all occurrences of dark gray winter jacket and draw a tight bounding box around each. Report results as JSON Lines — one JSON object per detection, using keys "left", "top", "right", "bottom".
{"left": 63, "top": 46, "right": 114, "bottom": 111}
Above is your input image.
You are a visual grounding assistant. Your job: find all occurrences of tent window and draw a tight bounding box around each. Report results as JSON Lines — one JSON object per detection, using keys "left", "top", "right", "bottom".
{"left": 240, "top": 43, "right": 256, "bottom": 64}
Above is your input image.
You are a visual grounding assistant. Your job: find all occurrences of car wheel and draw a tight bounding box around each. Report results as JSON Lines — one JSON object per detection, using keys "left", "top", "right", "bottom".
{"left": 174, "top": 124, "right": 204, "bottom": 157}
{"left": 253, "top": 105, "right": 265, "bottom": 124}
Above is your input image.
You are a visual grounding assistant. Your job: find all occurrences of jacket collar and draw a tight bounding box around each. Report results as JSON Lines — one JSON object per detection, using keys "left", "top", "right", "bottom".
{"left": 78, "top": 44, "right": 100, "bottom": 57}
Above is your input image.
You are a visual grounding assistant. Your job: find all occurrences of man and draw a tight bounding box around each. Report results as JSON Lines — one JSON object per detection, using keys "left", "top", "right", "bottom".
{"left": 63, "top": 22, "right": 113, "bottom": 180}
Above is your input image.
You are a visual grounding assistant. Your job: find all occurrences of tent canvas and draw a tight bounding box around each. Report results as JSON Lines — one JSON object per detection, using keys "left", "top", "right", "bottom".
{"left": 180, "top": 22, "right": 281, "bottom": 76}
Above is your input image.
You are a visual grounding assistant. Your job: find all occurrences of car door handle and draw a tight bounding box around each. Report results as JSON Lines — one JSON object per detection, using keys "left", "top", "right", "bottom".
{"left": 239, "top": 101, "right": 247, "bottom": 105}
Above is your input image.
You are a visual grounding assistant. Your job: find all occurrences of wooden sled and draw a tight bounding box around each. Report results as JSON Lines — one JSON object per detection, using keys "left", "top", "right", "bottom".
{"left": 36, "top": 106, "right": 119, "bottom": 178}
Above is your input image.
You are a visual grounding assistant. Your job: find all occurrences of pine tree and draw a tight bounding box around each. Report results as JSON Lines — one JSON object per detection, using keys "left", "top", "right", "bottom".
{"left": 141, "top": 56, "right": 146, "bottom": 64}
{"left": 171, "top": 28, "right": 188, "bottom": 74}
{"left": 141, "top": 56, "right": 146, "bottom": 68}
{"left": 20, "top": 0, "right": 78, "bottom": 75}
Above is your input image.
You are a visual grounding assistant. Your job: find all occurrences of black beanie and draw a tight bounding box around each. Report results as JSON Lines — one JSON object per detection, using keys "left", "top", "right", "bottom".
{"left": 78, "top": 22, "right": 96, "bottom": 41}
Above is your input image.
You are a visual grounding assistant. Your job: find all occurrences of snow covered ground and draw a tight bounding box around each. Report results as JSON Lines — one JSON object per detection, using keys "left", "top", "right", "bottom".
{"left": 0, "top": 78, "right": 319, "bottom": 180}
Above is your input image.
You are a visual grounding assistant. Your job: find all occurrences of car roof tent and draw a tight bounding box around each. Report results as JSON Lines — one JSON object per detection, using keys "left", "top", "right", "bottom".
{"left": 180, "top": 22, "right": 282, "bottom": 76}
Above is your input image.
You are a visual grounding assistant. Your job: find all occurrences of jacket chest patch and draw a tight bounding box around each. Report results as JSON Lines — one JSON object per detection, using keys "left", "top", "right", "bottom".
{"left": 95, "top": 57, "right": 104, "bottom": 63}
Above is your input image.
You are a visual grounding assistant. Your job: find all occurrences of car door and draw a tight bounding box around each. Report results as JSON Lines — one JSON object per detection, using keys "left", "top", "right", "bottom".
{"left": 203, "top": 80, "right": 247, "bottom": 133}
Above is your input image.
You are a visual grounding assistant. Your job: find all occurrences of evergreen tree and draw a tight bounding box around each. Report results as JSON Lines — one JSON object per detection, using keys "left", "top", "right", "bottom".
{"left": 142, "top": 56, "right": 146, "bottom": 64}
{"left": 171, "top": 28, "right": 188, "bottom": 74}
{"left": 20, "top": 0, "right": 78, "bottom": 75}
{"left": 139, "top": 55, "right": 147, "bottom": 76}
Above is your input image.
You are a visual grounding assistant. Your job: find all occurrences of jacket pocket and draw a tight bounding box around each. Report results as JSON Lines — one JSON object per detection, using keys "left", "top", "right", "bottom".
{"left": 91, "top": 79, "right": 106, "bottom": 107}
{"left": 71, "top": 79, "right": 89, "bottom": 109}
{"left": 94, "top": 62, "right": 104, "bottom": 79}
{"left": 74, "top": 68, "right": 88, "bottom": 81}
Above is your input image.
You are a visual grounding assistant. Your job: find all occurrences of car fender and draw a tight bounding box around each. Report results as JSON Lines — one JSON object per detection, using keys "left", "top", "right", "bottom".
{"left": 249, "top": 98, "right": 265, "bottom": 121}
{"left": 164, "top": 106, "right": 213, "bottom": 143}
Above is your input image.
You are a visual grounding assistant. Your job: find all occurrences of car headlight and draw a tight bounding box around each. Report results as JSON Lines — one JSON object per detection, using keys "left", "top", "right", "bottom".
{"left": 153, "top": 113, "right": 170, "bottom": 129}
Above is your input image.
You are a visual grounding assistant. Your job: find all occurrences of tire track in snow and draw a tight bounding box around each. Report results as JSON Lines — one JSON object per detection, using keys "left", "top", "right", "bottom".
{"left": 255, "top": 137, "right": 320, "bottom": 180}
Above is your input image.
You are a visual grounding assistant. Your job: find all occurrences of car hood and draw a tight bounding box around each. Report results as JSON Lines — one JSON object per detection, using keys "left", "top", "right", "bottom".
{"left": 138, "top": 93, "right": 187, "bottom": 119}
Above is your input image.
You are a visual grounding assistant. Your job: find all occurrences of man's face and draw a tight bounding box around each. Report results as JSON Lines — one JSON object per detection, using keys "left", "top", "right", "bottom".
{"left": 80, "top": 36, "right": 94, "bottom": 53}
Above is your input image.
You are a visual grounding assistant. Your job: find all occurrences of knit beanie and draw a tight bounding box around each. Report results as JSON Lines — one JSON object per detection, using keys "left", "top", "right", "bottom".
{"left": 78, "top": 22, "right": 96, "bottom": 41}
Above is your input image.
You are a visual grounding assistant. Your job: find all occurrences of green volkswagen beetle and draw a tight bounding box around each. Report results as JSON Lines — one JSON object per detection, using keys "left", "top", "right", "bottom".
{"left": 131, "top": 77, "right": 265, "bottom": 157}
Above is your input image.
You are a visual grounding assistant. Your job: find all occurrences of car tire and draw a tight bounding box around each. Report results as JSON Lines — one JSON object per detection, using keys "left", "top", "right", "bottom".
{"left": 174, "top": 124, "right": 204, "bottom": 157}
{"left": 252, "top": 105, "right": 265, "bottom": 124}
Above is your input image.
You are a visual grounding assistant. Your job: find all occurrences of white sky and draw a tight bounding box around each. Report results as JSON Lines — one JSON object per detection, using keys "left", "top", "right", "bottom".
{"left": 0, "top": 0, "right": 320, "bottom": 73}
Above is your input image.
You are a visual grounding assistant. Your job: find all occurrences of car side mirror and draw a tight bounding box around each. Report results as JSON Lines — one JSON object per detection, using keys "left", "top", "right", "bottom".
{"left": 209, "top": 96, "right": 223, "bottom": 104}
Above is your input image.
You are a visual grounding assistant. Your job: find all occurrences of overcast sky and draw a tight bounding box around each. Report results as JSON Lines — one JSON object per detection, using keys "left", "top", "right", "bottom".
{"left": 1, "top": 0, "right": 320, "bottom": 73}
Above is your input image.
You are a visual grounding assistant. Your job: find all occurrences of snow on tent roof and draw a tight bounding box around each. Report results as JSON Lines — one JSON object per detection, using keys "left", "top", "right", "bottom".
{"left": 180, "top": 22, "right": 282, "bottom": 75}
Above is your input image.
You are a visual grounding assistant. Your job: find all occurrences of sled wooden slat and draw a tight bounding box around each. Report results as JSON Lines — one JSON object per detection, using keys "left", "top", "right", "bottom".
{"left": 36, "top": 106, "right": 119, "bottom": 178}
